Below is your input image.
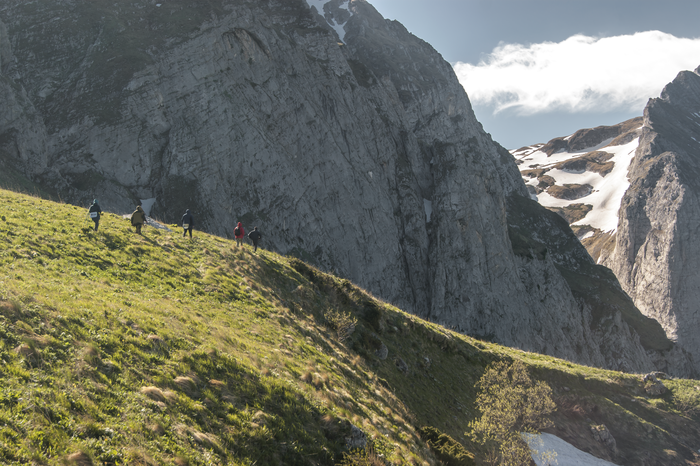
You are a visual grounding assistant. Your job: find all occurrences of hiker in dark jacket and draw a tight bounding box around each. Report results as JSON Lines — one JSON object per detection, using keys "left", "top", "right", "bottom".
{"left": 234, "top": 222, "right": 245, "bottom": 247}
{"left": 248, "top": 226, "right": 262, "bottom": 252}
{"left": 88, "top": 199, "right": 102, "bottom": 231}
{"left": 130, "top": 205, "right": 147, "bottom": 235}
{"left": 181, "top": 209, "right": 194, "bottom": 238}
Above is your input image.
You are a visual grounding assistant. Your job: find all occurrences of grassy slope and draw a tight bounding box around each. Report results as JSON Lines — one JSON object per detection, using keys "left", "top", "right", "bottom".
{"left": 1, "top": 188, "right": 700, "bottom": 465}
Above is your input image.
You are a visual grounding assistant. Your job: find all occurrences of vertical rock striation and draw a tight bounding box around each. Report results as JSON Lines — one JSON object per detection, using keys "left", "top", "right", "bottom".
{"left": 0, "top": 18, "right": 48, "bottom": 183}
{"left": 606, "top": 66, "right": 700, "bottom": 371}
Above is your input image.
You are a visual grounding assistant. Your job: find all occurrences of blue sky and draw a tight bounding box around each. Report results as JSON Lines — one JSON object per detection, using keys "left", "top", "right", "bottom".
{"left": 367, "top": 0, "right": 700, "bottom": 149}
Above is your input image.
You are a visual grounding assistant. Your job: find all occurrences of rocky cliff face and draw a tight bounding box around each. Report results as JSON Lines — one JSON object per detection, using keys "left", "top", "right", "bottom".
{"left": 604, "top": 66, "right": 700, "bottom": 371}
{"left": 512, "top": 66, "right": 700, "bottom": 374}
{"left": 0, "top": 0, "right": 690, "bottom": 374}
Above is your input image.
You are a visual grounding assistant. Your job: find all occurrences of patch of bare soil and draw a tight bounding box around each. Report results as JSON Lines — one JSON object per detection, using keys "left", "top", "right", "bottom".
{"left": 540, "top": 117, "right": 643, "bottom": 155}
{"left": 554, "top": 151, "right": 616, "bottom": 176}
{"left": 522, "top": 168, "right": 547, "bottom": 179}
{"left": 546, "top": 203, "right": 592, "bottom": 223}
{"left": 547, "top": 184, "right": 593, "bottom": 200}
{"left": 536, "top": 175, "right": 556, "bottom": 193}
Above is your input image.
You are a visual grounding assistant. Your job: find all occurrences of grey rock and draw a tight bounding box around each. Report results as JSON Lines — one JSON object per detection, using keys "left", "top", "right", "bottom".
{"left": 645, "top": 381, "right": 667, "bottom": 397}
{"left": 604, "top": 66, "right": 700, "bottom": 374}
{"left": 642, "top": 372, "right": 668, "bottom": 396}
{"left": 395, "top": 357, "right": 408, "bottom": 374}
{"left": 590, "top": 424, "right": 617, "bottom": 453}
{"left": 421, "top": 356, "right": 431, "bottom": 369}
{"left": 375, "top": 341, "right": 388, "bottom": 360}
{"left": 345, "top": 424, "right": 367, "bottom": 450}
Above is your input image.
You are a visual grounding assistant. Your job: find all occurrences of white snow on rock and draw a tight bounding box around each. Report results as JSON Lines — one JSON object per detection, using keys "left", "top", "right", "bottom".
{"left": 304, "top": 0, "right": 352, "bottom": 42}
{"left": 423, "top": 199, "right": 433, "bottom": 223}
{"left": 513, "top": 135, "right": 640, "bottom": 233}
{"left": 121, "top": 198, "right": 173, "bottom": 232}
{"left": 524, "top": 433, "right": 619, "bottom": 466}
{"left": 120, "top": 214, "right": 172, "bottom": 232}
{"left": 139, "top": 198, "right": 157, "bottom": 217}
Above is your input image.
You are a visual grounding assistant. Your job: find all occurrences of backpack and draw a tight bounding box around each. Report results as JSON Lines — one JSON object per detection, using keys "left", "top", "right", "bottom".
{"left": 234, "top": 227, "right": 240, "bottom": 236}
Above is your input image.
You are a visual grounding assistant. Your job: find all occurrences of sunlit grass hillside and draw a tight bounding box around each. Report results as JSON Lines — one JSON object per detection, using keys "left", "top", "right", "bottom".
{"left": 2, "top": 187, "right": 700, "bottom": 465}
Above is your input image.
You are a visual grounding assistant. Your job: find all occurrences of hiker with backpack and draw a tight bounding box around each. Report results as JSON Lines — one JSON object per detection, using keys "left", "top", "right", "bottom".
{"left": 248, "top": 226, "right": 262, "bottom": 252}
{"left": 130, "top": 205, "right": 147, "bottom": 235}
{"left": 88, "top": 199, "right": 102, "bottom": 231}
{"left": 181, "top": 209, "right": 194, "bottom": 239}
{"left": 234, "top": 222, "right": 245, "bottom": 247}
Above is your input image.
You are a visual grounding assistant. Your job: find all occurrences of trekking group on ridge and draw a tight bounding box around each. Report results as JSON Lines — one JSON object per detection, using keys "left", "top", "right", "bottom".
{"left": 232, "top": 222, "right": 262, "bottom": 252}
{"left": 87, "top": 201, "right": 263, "bottom": 251}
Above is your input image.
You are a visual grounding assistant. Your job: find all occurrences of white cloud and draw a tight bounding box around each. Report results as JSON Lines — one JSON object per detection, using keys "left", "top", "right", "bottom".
{"left": 453, "top": 31, "right": 700, "bottom": 115}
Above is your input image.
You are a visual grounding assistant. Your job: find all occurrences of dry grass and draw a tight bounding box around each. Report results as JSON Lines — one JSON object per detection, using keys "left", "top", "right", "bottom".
{"left": 141, "top": 386, "right": 167, "bottom": 402}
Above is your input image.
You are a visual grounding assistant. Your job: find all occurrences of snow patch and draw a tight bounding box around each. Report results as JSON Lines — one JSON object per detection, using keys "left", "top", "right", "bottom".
{"left": 145, "top": 218, "right": 172, "bottom": 232}
{"left": 121, "top": 199, "right": 171, "bottom": 232}
{"left": 424, "top": 199, "right": 433, "bottom": 223}
{"left": 304, "top": 0, "right": 353, "bottom": 43}
{"left": 139, "top": 198, "right": 157, "bottom": 217}
{"left": 524, "top": 433, "right": 619, "bottom": 466}
{"left": 513, "top": 136, "right": 639, "bottom": 233}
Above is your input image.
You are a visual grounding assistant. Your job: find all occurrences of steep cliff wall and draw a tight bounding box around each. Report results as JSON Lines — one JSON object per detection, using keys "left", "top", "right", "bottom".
{"left": 0, "top": 0, "right": 689, "bottom": 374}
{"left": 605, "top": 66, "right": 700, "bottom": 370}
{"left": 0, "top": 18, "right": 48, "bottom": 185}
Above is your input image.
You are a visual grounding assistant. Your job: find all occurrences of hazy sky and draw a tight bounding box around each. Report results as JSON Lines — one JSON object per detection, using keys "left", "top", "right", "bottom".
{"left": 367, "top": 0, "right": 700, "bottom": 149}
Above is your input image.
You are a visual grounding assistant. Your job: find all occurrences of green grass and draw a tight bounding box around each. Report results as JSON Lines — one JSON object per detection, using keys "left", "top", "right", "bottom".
{"left": 2, "top": 188, "right": 700, "bottom": 465}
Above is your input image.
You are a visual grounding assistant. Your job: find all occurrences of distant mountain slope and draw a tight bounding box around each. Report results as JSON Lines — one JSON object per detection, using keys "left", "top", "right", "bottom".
{"left": 2, "top": 187, "right": 700, "bottom": 465}
{"left": 513, "top": 65, "right": 700, "bottom": 373}
{"left": 512, "top": 117, "right": 642, "bottom": 255}
{"left": 605, "top": 66, "right": 700, "bottom": 372}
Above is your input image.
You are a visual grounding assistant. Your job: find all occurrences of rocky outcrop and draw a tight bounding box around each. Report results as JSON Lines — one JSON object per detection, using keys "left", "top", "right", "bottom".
{"left": 604, "top": 66, "right": 700, "bottom": 371}
{"left": 539, "top": 118, "right": 643, "bottom": 156}
{"left": 506, "top": 194, "right": 694, "bottom": 377}
{"left": 0, "top": 0, "right": 690, "bottom": 374}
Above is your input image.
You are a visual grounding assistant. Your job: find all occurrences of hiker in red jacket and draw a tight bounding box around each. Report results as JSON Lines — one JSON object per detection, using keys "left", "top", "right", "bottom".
{"left": 234, "top": 222, "right": 245, "bottom": 247}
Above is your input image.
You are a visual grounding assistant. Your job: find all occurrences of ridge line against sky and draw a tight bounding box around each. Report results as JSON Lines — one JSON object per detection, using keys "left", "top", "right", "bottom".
{"left": 366, "top": 0, "right": 700, "bottom": 149}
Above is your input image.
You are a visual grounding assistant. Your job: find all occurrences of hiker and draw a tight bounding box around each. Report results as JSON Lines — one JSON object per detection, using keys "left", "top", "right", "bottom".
{"left": 234, "top": 222, "right": 245, "bottom": 247}
{"left": 130, "top": 205, "right": 147, "bottom": 235}
{"left": 88, "top": 199, "right": 102, "bottom": 231}
{"left": 248, "top": 226, "right": 262, "bottom": 252}
{"left": 181, "top": 209, "right": 194, "bottom": 238}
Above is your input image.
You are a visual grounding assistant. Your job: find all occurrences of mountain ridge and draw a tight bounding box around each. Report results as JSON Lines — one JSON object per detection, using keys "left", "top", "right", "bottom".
{"left": 513, "top": 66, "right": 700, "bottom": 374}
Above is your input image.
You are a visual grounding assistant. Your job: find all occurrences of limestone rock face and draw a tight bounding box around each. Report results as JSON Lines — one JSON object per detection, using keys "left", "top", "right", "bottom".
{"left": 0, "top": 0, "right": 691, "bottom": 374}
{"left": 605, "top": 66, "right": 700, "bottom": 371}
{"left": 505, "top": 194, "right": 695, "bottom": 377}
{"left": 0, "top": 19, "right": 48, "bottom": 179}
